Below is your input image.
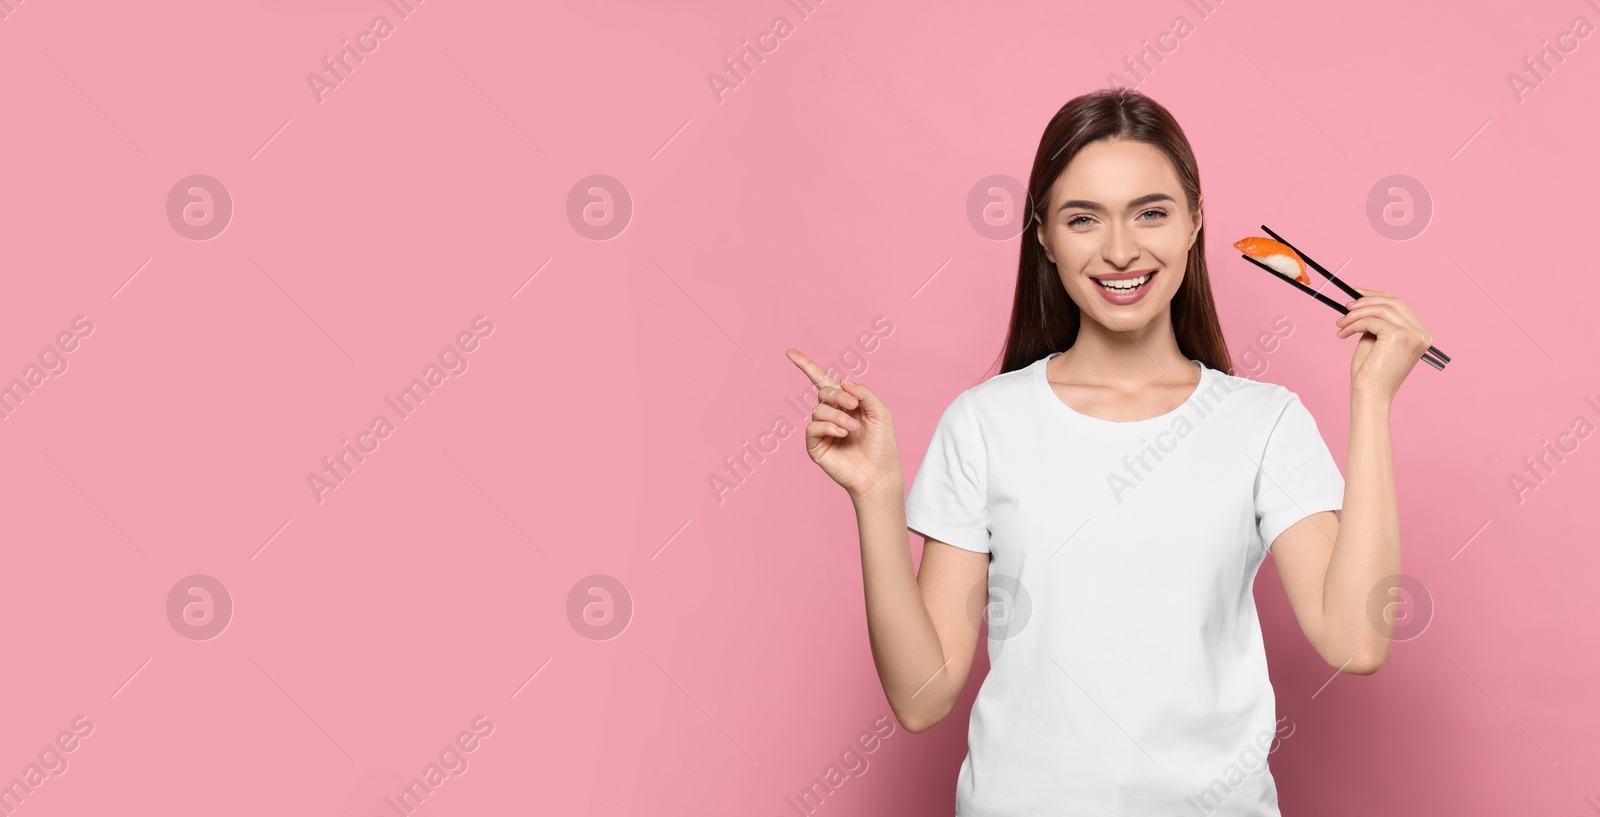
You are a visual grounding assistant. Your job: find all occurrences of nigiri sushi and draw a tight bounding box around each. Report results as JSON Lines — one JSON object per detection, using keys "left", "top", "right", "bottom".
{"left": 1234, "top": 236, "right": 1310, "bottom": 286}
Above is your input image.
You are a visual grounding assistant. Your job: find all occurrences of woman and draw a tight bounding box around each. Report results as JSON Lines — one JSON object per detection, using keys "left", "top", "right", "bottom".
{"left": 785, "top": 88, "right": 1432, "bottom": 816}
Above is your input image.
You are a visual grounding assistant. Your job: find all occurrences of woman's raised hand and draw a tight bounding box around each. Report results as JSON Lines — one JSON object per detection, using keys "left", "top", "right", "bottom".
{"left": 1334, "top": 287, "right": 1435, "bottom": 403}
{"left": 785, "top": 349, "right": 903, "bottom": 502}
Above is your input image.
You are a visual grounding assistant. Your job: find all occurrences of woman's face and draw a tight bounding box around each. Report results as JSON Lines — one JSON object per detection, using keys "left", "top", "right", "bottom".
{"left": 1034, "top": 138, "right": 1202, "bottom": 332}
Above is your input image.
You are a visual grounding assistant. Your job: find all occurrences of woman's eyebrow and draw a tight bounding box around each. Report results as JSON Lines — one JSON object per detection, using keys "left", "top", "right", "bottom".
{"left": 1056, "top": 192, "right": 1176, "bottom": 213}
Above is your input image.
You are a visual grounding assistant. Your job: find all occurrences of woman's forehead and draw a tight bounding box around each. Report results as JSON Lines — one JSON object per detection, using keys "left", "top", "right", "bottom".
{"left": 1051, "top": 140, "right": 1181, "bottom": 205}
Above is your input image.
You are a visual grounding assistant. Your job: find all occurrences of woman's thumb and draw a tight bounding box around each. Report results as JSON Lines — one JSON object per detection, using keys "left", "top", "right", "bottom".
{"left": 839, "top": 379, "right": 888, "bottom": 418}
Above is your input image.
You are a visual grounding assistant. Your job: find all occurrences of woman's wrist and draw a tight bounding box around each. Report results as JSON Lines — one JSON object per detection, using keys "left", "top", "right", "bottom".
{"left": 851, "top": 476, "right": 907, "bottom": 511}
{"left": 1350, "top": 390, "right": 1393, "bottom": 420}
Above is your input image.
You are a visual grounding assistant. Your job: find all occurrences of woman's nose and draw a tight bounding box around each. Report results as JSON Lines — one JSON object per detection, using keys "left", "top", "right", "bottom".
{"left": 1103, "top": 222, "right": 1139, "bottom": 265}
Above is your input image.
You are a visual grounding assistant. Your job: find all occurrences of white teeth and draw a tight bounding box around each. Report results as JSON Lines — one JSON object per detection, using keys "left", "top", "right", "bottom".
{"left": 1098, "top": 274, "right": 1150, "bottom": 291}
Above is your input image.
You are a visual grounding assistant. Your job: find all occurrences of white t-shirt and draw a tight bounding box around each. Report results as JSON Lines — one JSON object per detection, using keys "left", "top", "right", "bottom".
{"left": 904, "top": 351, "right": 1345, "bottom": 817}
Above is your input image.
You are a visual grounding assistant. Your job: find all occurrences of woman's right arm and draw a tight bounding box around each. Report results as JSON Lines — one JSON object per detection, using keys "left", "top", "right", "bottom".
{"left": 787, "top": 349, "right": 989, "bottom": 733}
{"left": 855, "top": 490, "right": 990, "bottom": 733}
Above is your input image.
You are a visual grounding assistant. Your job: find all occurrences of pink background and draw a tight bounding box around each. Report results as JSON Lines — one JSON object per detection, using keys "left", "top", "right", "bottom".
{"left": 2, "top": 0, "right": 1596, "bottom": 814}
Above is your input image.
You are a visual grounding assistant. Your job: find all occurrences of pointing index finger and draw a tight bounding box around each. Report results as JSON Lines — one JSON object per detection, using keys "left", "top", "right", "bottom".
{"left": 785, "top": 348, "right": 838, "bottom": 389}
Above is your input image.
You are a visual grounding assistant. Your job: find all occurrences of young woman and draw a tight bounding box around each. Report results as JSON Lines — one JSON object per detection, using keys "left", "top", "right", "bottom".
{"left": 785, "top": 88, "right": 1432, "bottom": 816}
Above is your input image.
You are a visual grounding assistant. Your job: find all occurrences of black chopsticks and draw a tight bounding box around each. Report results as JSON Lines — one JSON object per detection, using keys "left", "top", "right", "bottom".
{"left": 1241, "top": 225, "right": 1449, "bottom": 371}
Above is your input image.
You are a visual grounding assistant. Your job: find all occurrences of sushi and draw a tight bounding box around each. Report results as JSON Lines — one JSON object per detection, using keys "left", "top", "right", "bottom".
{"left": 1233, "top": 236, "right": 1310, "bottom": 285}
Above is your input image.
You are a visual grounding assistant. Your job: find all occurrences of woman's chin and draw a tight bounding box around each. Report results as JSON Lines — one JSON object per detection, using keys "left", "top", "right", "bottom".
{"left": 1080, "top": 293, "right": 1171, "bottom": 329}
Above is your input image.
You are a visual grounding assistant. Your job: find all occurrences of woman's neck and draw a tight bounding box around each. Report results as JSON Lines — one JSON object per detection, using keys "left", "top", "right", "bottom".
{"left": 1054, "top": 310, "right": 1195, "bottom": 383}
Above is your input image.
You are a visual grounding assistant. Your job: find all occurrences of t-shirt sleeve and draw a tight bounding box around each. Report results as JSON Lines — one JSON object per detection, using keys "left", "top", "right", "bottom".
{"left": 1254, "top": 391, "right": 1345, "bottom": 549}
{"left": 904, "top": 390, "right": 991, "bottom": 554}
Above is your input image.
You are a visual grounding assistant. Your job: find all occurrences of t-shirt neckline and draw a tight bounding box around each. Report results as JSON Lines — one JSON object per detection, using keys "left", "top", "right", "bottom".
{"left": 1033, "top": 351, "right": 1213, "bottom": 433}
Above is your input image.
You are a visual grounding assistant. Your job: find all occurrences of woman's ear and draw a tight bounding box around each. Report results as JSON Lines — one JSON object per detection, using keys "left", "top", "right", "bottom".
{"left": 1190, "top": 195, "right": 1204, "bottom": 248}
{"left": 1036, "top": 219, "right": 1055, "bottom": 264}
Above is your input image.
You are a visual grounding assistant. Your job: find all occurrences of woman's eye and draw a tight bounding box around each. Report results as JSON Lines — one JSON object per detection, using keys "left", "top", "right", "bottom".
{"left": 1066, "top": 210, "right": 1165, "bottom": 228}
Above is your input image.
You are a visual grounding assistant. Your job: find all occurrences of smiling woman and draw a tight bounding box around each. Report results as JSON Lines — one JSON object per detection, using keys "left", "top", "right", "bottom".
{"left": 790, "top": 85, "right": 1428, "bottom": 817}
{"left": 1028, "top": 139, "right": 1210, "bottom": 356}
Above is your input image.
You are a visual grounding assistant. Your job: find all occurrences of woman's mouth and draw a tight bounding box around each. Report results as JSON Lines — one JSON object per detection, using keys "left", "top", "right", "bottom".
{"left": 1090, "top": 270, "right": 1158, "bottom": 305}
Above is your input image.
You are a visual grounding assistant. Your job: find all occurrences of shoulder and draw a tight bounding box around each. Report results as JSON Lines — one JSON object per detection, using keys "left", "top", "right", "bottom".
{"left": 913, "top": 363, "right": 1034, "bottom": 446}
{"left": 1211, "top": 370, "right": 1337, "bottom": 443}
{"left": 946, "top": 360, "right": 1038, "bottom": 421}
{"left": 1204, "top": 367, "right": 1302, "bottom": 412}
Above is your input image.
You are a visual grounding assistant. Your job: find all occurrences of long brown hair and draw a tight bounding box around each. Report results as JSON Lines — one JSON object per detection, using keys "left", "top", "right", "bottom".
{"left": 991, "top": 87, "right": 1233, "bottom": 378}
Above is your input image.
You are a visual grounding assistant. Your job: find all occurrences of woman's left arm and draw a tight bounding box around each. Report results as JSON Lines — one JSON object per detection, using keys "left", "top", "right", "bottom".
{"left": 1273, "top": 287, "right": 1433, "bottom": 674}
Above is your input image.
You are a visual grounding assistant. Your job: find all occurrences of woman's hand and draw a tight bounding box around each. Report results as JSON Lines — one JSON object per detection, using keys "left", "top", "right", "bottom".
{"left": 1334, "top": 287, "right": 1434, "bottom": 403}
{"left": 785, "top": 349, "right": 903, "bottom": 502}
